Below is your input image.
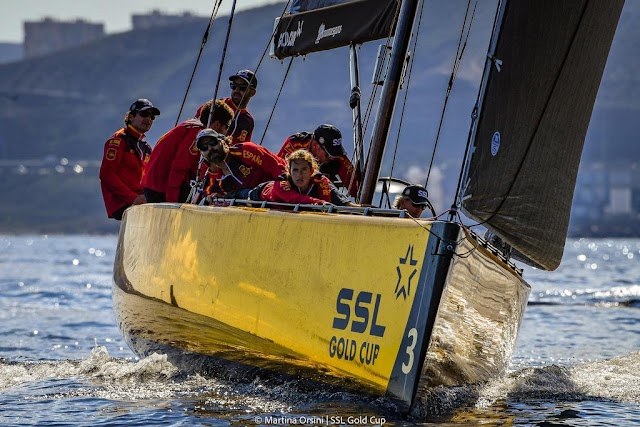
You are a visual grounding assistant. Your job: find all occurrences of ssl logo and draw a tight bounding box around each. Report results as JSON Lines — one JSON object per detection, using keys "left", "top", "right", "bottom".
{"left": 332, "top": 288, "right": 386, "bottom": 337}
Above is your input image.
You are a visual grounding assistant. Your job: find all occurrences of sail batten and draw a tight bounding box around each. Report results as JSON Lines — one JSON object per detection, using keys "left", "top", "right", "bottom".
{"left": 462, "top": 0, "right": 625, "bottom": 271}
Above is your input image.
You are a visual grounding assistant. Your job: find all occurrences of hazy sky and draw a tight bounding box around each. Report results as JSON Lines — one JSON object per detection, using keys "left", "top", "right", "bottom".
{"left": 0, "top": 0, "right": 276, "bottom": 43}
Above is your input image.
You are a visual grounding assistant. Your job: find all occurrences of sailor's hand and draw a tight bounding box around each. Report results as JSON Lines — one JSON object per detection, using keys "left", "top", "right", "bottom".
{"left": 132, "top": 194, "right": 147, "bottom": 205}
{"left": 205, "top": 194, "right": 228, "bottom": 207}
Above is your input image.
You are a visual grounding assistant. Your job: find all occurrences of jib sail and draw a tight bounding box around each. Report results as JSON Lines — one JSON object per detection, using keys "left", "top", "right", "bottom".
{"left": 462, "top": 0, "right": 625, "bottom": 271}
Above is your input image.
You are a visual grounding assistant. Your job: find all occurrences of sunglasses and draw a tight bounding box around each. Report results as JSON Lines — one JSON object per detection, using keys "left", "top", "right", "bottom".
{"left": 137, "top": 111, "right": 156, "bottom": 120}
{"left": 410, "top": 201, "right": 427, "bottom": 210}
{"left": 230, "top": 82, "right": 249, "bottom": 91}
{"left": 197, "top": 136, "right": 224, "bottom": 151}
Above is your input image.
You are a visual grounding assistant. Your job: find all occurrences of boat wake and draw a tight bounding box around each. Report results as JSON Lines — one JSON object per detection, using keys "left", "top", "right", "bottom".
{"left": 413, "top": 351, "right": 640, "bottom": 418}
{"left": 2, "top": 347, "right": 638, "bottom": 420}
{"left": 0, "top": 347, "right": 397, "bottom": 415}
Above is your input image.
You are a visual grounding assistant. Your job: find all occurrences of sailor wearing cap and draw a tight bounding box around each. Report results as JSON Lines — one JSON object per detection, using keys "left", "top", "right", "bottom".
{"left": 276, "top": 124, "right": 360, "bottom": 198}
{"left": 217, "top": 69, "right": 256, "bottom": 144}
{"left": 99, "top": 98, "right": 160, "bottom": 220}
{"left": 142, "top": 99, "right": 234, "bottom": 203}
{"left": 195, "top": 127, "right": 286, "bottom": 200}
{"left": 194, "top": 69, "right": 257, "bottom": 145}
{"left": 393, "top": 184, "right": 433, "bottom": 218}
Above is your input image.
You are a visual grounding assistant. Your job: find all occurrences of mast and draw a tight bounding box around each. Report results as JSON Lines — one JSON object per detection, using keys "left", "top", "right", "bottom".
{"left": 349, "top": 44, "right": 365, "bottom": 183}
{"left": 359, "top": 0, "right": 421, "bottom": 205}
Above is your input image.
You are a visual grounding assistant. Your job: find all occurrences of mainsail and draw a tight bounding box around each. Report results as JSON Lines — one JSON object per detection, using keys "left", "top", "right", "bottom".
{"left": 272, "top": 0, "right": 399, "bottom": 59}
{"left": 462, "top": 0, "right": 625, "bottom": 271}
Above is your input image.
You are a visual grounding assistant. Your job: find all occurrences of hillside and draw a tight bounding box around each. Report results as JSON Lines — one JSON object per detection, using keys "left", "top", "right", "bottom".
{"left": 0, "top": 1, "right": 637, "bottom": 234}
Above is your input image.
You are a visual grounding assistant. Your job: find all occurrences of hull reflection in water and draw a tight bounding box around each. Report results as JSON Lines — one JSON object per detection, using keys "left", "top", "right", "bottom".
{"left": 112, "top": 203, "right": 530, "bottom": 412}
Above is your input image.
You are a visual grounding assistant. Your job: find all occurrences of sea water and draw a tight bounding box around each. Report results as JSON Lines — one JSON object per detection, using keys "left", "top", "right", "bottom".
{"left": 1, "top": 235, "right": 639, "bottom": 426}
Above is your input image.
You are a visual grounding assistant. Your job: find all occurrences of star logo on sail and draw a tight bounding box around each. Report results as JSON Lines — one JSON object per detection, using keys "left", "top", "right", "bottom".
{"left": 395, "top": 245, "right": 418, "bottom": 300}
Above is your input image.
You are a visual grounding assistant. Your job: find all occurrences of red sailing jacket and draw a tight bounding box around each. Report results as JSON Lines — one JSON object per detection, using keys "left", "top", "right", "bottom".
{"left": 196, "top": 99, "right": 253, "bottom": 145}
{"left": 277, "top": 132, "right": 360, "bottom": 198}
{"left": 202, "top": 142, "right": 286, "bottom": 196}
{"left": 260, "top": 173, "right": 333, "bottom": 205}
{"left": 142, "top": 119, "right": 203, "bottom": 202}
{"left": 223, "top": 97, "right": 254, "bottom": 145}
{"left": 99, "top": 125, "right": 151, "bottom": 218}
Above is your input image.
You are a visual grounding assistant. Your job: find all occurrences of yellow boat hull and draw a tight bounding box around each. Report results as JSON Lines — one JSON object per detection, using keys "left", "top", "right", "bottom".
{"left": 112, "top": 203, "right": 530, "bottom": 411}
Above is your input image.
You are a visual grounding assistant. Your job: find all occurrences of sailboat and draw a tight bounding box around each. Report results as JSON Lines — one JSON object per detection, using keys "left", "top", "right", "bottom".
{"left": 111, "top": 0, "right": 625, "bottom": 413}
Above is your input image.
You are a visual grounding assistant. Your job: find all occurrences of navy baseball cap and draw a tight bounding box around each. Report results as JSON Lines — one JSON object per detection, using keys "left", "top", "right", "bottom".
{"left": 402, "top": 185, "right": 429, "bottom": 205}
{"left": 129, "top": 98, "right": 160, "bottom": 115}
{"left": 229, "top": 69, "right": 258, "bottom": 88}
{"left": 313, "top": 124, "right": 346, "bottom": 158}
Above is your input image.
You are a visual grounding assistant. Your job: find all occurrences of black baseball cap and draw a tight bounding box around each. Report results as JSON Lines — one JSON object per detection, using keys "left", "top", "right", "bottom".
{"left": 313, "top": 124, "right": 346, "bottom": 158}
{"left": 229, "top": 69, "right": 258, "bottom": 88}
{"left": 402, "top": 185, "right": 429, "bottom": 205}
{"left": 129, "top": 98, "right": 160, "bottom": 115}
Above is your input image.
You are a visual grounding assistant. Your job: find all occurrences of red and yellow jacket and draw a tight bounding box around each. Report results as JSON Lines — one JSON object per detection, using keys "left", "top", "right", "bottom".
{"left": 142, "top": 119, "right": 203, "bottom": 202}
{"left": 223, "top": 97, "right": 254, "bottom": 145}
{"left": 196, "top": 98, "right": 253, "bottom": 145}
{"left": 99, "top": 125, "right": 151, "bottom": 218}
{"left": 260, "top": 173, "right": 333, "bottom": 205}
{"left": 277, "top": 132, "right": 360, "bottom": 198}
{"left": 203, "top": 142, "right": 286, "bottom": 196}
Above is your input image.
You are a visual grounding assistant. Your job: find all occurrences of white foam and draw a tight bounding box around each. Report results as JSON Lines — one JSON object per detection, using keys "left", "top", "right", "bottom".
{"left": 570, "top": 352, "right": 640, "bottom": 402}
{"left": 412, "top": 351, "right": 640, "bottom": 416}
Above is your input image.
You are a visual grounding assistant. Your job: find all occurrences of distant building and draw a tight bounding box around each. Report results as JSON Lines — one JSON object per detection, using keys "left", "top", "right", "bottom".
{"left": 24, "top": 18, "right": 104, "bottom": 58}
{"left": 571, "top": 161, "right": 640, "bottom": 236}
{"left": 131, "top": 10, "right": 200, "bottom": 30}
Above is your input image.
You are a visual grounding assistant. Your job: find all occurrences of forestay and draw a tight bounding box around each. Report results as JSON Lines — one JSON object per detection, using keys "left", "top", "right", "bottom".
{"left": 272, "top": 0, "right": 400, "bottom": 59}
{"left": 462, "top": 0, "right": 625, "bottom": 271}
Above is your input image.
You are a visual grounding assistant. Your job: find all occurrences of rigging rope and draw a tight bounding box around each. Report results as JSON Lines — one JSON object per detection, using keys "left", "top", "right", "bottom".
{"left": 451, "top": 0, "right": 503, "bottom": 221}
{"left": 235, "top": 0, "right": 293, "bottom": 140}
{"left": 424, "top": 0, "right": 477, "bottom": 189}
{"left": 206, "top": 0, "right": 239, "bottom": 127}
{"left": 259, "top": 57, "right": 295, "bottom": 146}
{"left": 187, "top": 0, "right": 239, "bottom": 204}
{"left": 174, "top": 0, "right": 224, "bottom": 127}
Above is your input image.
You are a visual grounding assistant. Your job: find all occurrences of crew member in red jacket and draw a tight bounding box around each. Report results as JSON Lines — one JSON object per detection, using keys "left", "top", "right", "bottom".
{"left": 195, "top": 128, "right": 286, "bottom": 198}
{"left": 142, "top": 100, "right": 234, "bottom": 203}
{"left": 99, "top": 99, "right": 159, "bottom": 220}
{"left": 225, "top": 149, "right": 353, "bottom": 207}
{"left": 261, "top": 149, "right": 352, "bottom": 205}
{"left": 277, "top": 124, "right": 360, "bottom": 198}
{"left": 195, "top": 69, "right": 257, "bottom": 145}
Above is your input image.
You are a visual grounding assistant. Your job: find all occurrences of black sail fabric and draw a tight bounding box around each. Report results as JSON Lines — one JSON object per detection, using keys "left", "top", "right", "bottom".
{"left": 272, "top": 0, "right": 399, "bottom": 59}
{"left": 290, "top": 0, "right": 352, "bottom": 13}
{"left": 462, "top": 0, "right": 625, "bottom": 271}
